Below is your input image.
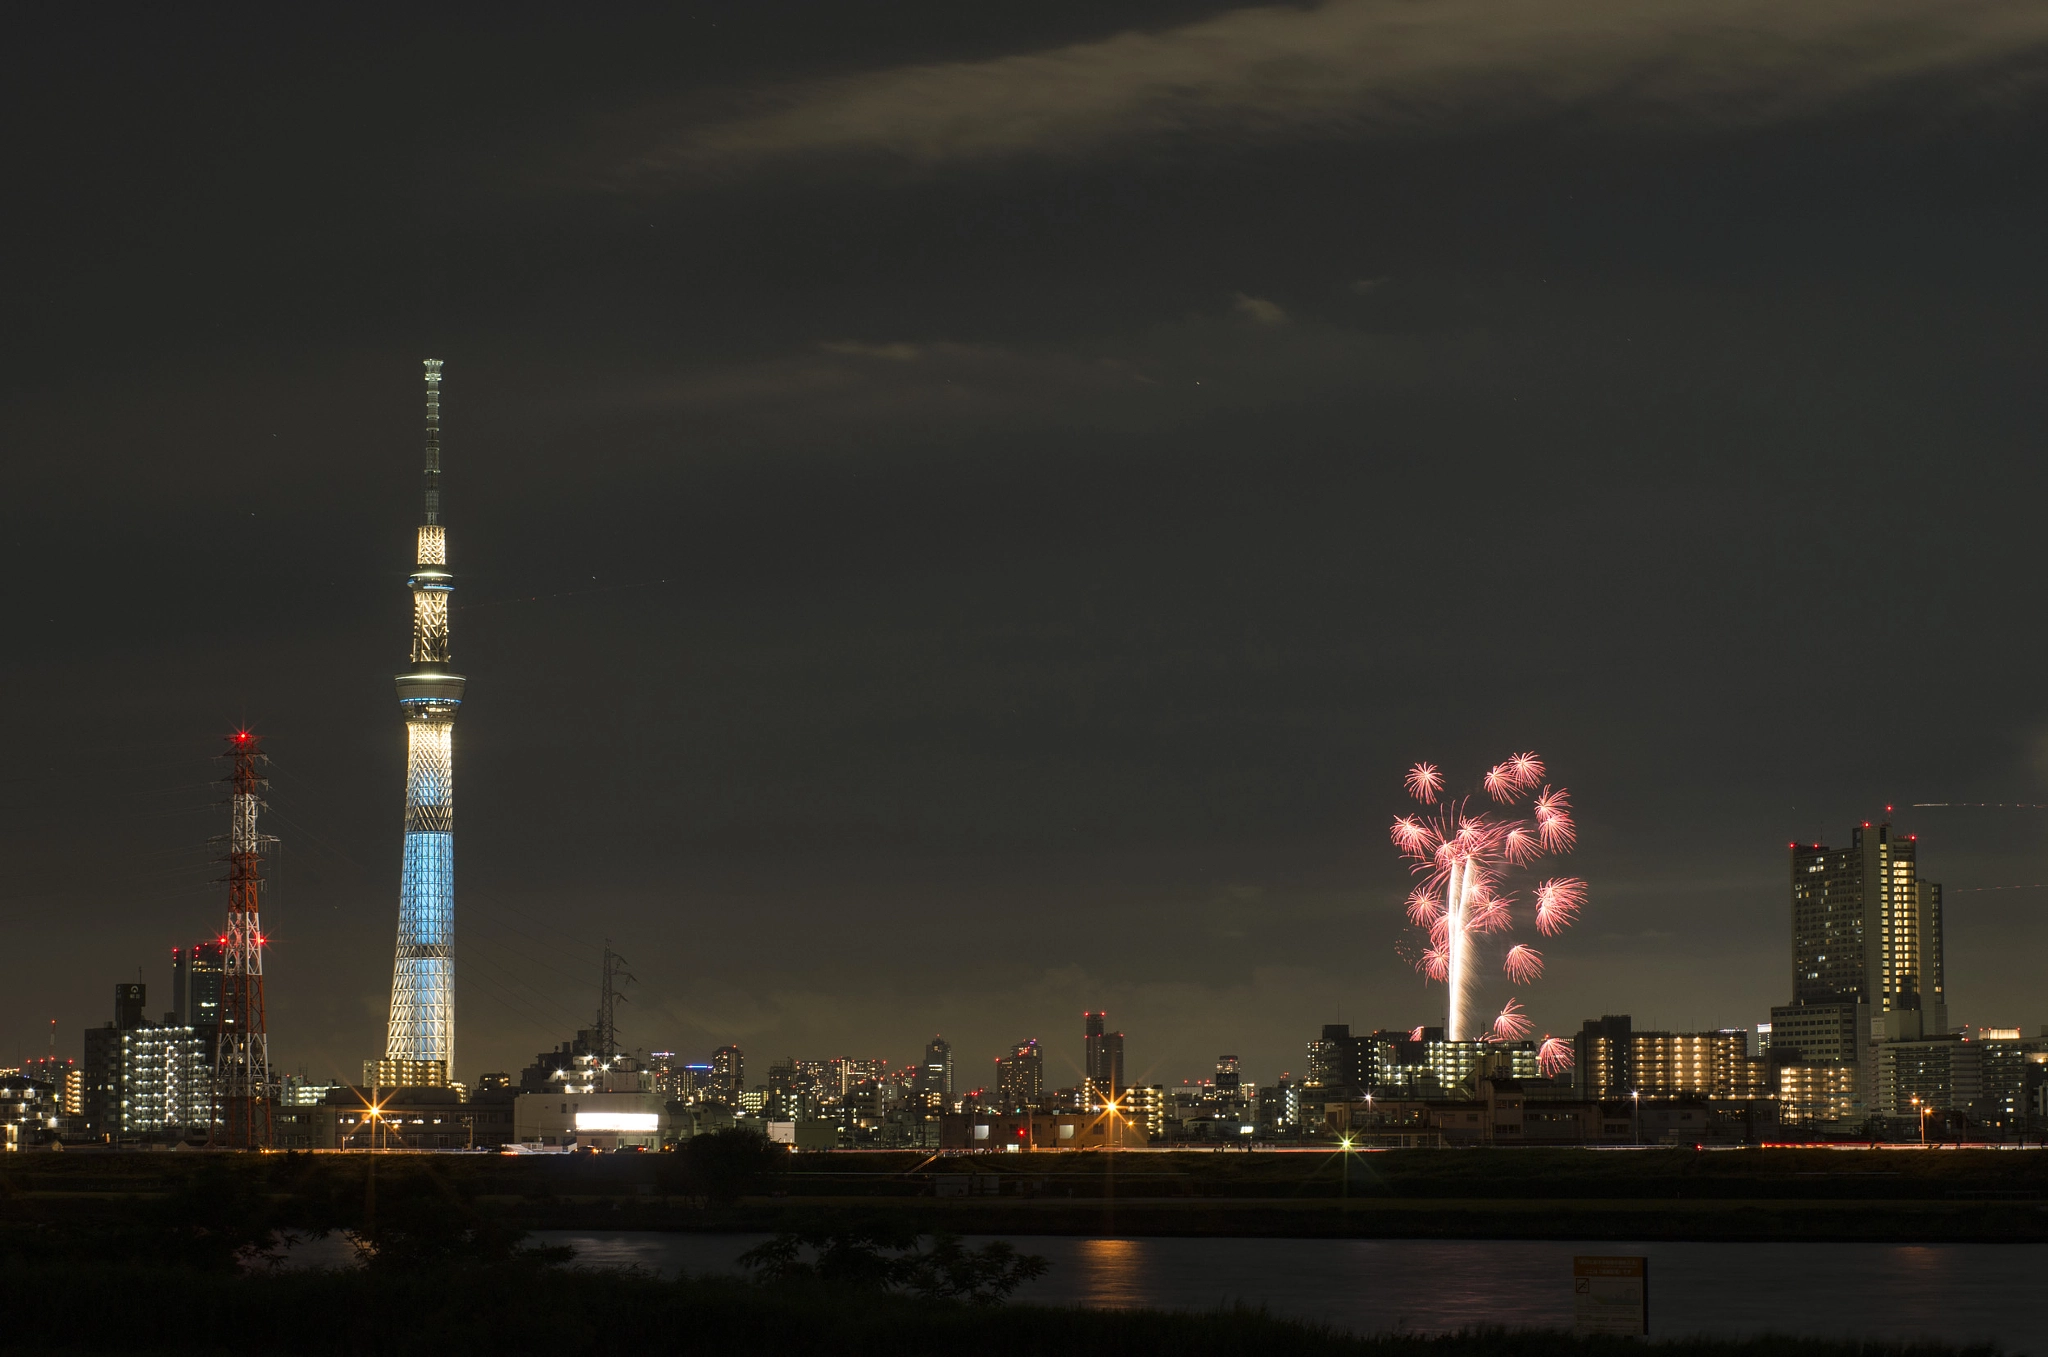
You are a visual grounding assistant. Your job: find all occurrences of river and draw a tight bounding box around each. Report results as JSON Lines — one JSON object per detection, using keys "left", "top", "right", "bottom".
{"left": 532, "top": 1231, "right": 2045, "bottom": 1349}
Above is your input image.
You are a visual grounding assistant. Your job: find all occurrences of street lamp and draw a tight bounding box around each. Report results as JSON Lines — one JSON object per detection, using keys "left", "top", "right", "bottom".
{"left": 1632, "top": 1089, "right": 1640, "bottom": 1146}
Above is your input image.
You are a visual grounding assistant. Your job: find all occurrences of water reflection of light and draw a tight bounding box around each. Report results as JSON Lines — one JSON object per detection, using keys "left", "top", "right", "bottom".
{"left": 1076, "top": 1238, "right": 1144, "bottom": 1308}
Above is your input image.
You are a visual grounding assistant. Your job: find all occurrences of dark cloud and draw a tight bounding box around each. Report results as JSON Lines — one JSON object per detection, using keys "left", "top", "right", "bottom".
{"left": 606, "top": 0, "right": 2048, "bottom": 178}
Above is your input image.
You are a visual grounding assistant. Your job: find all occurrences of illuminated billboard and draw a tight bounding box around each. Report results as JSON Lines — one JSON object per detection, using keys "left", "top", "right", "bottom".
{"left": 574, "top": 1111, "right": 658, "bottom": 1132}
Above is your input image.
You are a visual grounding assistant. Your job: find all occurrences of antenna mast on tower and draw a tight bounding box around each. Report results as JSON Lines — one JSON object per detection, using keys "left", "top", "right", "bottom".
{"left": 215, "top": 731, "right": 274, "bottom": 1148}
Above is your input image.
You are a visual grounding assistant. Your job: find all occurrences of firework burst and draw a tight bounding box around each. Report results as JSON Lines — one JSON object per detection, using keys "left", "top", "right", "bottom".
{"left": 1389, "top": 751, "right": 1588, "bottom": 1042}
{"left": 1491, "top": 998, "right": 1533, "bottom": 1042}
{"left": 1537, "top": 1035, "right": 1575, "bottom": 1078}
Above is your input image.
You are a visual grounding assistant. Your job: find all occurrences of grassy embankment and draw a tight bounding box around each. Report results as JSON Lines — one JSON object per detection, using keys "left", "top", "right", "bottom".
{"left": 2, "top": 1145, "right": 2043, "bottom": 1240}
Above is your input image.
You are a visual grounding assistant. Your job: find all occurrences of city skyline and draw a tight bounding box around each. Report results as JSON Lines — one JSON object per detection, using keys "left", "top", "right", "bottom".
{"left": 45, "top": 804, "right": 2036, "bottom": 1098}
{"left": 6, "top": 5, "right": 2048, "bottom": 1086}
{"left": 9, "top": 705, "right": 2046, "bottom": 1089}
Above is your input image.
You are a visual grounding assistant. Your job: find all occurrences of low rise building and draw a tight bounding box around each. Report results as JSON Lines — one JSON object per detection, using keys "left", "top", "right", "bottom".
{"left": 513, "top": 1088, "right": 668, "bottom": 1150}
{"left": 1326, "top": 1080, "right": 1776, "bottom": 1146}
{"left": 280, "top": 1086, "right": 516, "bottom": 1150}
{"left": 941, "top": 1110, "right": 1148, "bottom": 1151}
{"left": 0, "top": 1074, "right": 65, "bottom": 1150}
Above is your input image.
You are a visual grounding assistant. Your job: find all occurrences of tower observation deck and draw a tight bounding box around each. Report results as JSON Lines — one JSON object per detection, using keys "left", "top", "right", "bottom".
{"left": 384, "top": 359, "right": 464, "bottom": 1081}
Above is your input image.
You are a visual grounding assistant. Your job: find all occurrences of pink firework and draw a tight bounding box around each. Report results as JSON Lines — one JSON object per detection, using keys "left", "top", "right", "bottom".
{"left": 1484, "top": 752, "right": 1545, "bottom": 802}
{"left": 1534, "top": 877, "right": 1587, "bottom": 935}
{"left": 1408, "top": 1025, "right": 1427, "bottom": 1042}
{"left": 1534, "top": 786, "right": 1576, "bottom": 853}
{"left": 1405, "top": 762, "right": 1443, "bottom": 804}
{"left": 1490, "top": 998, "right": 1532, "bottom": 1042}
{"left": 1469, "top": 893, "right": 1515, "bottom": 934}
{"left": 1389, "top": 752, "right": 1587, "bottom": 1042}
{"left": 1537, "top": 1036, "right": 1575, "bottom": 1078}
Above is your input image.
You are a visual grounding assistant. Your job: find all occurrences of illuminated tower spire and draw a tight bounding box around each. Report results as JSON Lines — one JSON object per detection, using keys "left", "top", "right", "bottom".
{"left": 384, "top": 359, "right": 464, "bottom": 1082}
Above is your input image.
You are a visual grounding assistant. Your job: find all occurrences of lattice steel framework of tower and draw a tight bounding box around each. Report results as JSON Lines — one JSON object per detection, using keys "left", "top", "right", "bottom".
{"left": 384, "top": 359, "right": 464, "bottom": 1078}
{"left": 215, "top": 730, "right": 274, "bottom": 1148}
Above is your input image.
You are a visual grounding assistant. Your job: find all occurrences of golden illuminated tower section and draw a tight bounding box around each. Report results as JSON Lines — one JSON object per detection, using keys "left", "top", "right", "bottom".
{"left": 384, "top": 359, "right": 464, "bottom": 1080}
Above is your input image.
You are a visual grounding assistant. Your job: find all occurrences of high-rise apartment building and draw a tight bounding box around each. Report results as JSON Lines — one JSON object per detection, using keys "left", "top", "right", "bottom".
{"left": 1083, "top": 1012, "right": 1125, "bottom": 1096}
{"left": 1306, "top": 1024, "right": 1384, "bottom": 1093}
{"left": 1574, "top": 1015, "right": 1633, "bottom": 1098}
{"left": 1975, "top": 1037, "right": 2046, "bottom": 1124}
{"left": 1877, "top": 1037, "right": 1982, "bottom": 1118}
{"left": 994, "top": 1039, "right": 1043, "bottom": 1111}
{"left": 80, "top": 984, "right": 208, "bottom": 1139}
{"left": 1778, "top": 1062, "right": 1859, "bottom": 1125}
{"left": 1790, "top": 822, "right": 1946, "bottom": 1037}
{"left": 1781, "top": 819, "right": 1947, "bottom": 1121}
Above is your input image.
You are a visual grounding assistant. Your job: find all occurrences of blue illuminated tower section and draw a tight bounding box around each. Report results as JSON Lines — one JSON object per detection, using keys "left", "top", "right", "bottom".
{"left": 385, "top": 358, "right": 464, "bottom": 1079}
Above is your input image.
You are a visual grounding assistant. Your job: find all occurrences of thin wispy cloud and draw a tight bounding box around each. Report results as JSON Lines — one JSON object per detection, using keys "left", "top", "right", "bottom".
{"left": 613, "top": 0, "right": 2048, "bottom": 179}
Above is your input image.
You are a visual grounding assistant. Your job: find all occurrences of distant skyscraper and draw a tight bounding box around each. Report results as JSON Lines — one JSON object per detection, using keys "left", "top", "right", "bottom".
{"left": 173, "top": 943, "right": 224, "bottom": 1034}
{"left": 385, "top": 359, "right": 464, "bottom": 1082}
{"left": 1083, "top": 1012, "right": 1124, "bottom": 1095}
{"left": 1790, "top": 821, "right": 1946, "bottom": 1037}
{"left": 711, "top": 1044, "right": 745, "bottom": 1105}
{"left": 995, "top": 1039, "right": 1043, "bottom": 1111}
{"left": 1215, "top": 1055, "right": 1241, "bottom": 1093}
{"left": 1784, "top": 819, "right": 1946, "bottom": 1121}
{"left": 918, "top": 1035, "right": 953, "bottom": 1097}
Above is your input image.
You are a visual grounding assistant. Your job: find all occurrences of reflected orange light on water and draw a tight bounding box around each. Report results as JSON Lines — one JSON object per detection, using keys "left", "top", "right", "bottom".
{"left": 1075, "top": 1238, "right": 1144, "bottom": 1308}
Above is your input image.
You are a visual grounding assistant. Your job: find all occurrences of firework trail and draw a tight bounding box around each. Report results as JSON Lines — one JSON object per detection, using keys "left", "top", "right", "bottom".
{"left": 1390, "top": 751, "right": 1587, "bottom": 1043}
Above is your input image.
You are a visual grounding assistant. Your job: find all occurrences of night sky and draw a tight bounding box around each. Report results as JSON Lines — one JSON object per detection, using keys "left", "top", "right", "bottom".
{"left": 7, "top": 2, "right": 2048, "bottom": 1090}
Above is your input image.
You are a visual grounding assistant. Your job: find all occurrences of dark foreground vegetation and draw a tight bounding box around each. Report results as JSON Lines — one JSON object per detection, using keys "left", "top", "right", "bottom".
{"left": 0, "top": 1264, "right": 2008, "bottom": 1357}
{"left": 2, "top": 1137, "right": 2044, "bottom": 1242}
{"left": 0, "top": 1157, "right": 2016, "bottom": 1356}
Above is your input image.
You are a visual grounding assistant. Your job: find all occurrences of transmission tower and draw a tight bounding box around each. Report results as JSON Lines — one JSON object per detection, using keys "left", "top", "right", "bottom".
{"left": 597, "top": 941, "right": 636, "bottom": 1060}
{"left": 215, "top": 730, "right": 274, "bottom": 1149}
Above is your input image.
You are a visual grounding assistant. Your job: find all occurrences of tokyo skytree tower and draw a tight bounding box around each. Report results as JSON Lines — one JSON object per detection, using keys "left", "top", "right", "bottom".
{"left": 385, "top": 359, "right": 464, "bottom": 1078}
